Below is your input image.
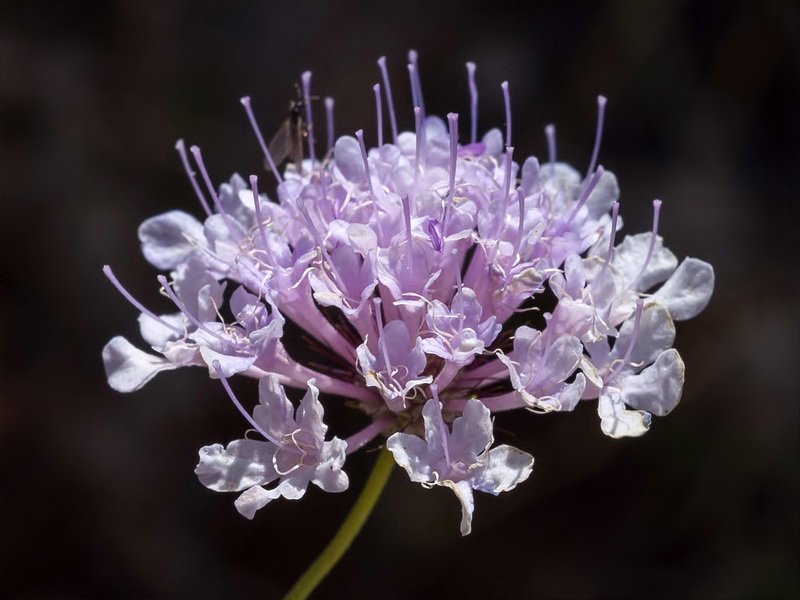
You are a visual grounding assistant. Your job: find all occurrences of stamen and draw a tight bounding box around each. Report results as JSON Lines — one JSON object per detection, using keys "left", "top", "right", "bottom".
{"left": 466, "top": 62, "right": 478, "bottom": 144}
{"left": 355, "top": 130, "right": 384, "bottom": 239}
{"left": 296, "top": 198, "right": 347, "bottom": 290}
{"left": 372, "top": 298, "right": 396, "bottom": 388}
{"left": 497, "top": 146, "right": 514, "bottom": 239}
{"left": 608, "top": 299, "right": 644, "bottom": 381}
{"left": 377, "top": 56, "right": 399, "bottom": 144}
{"left": 355, "top": 130, "right": 377, "bottom": 198}
{"left": 189, "top": 146, "right": 240, "bottom": 236}
{"left": 430, "top": 384, "right": 450, "bottom": 466}
{"left": 324, "top": 97, "right": 335, "bottom": 154}
{"left": 444, "top": 112, "right": 459, "bottom": 233}
{"left": 175, "top": 139, "right": 212, "bottom": 217}
{"left": 401, "top": 194, "right": 414, "bottom": 277}
{"left": 427, "top": 218, "right": 443, "bottom": 252}
{"left": 513, "top": 153, "right": 527, "bottom": 261}
{"left": 414, "top": 106, "right": 424, "bottom": 176}
{"left": 102, "top": 265, "right": 183, "bottom": 336}
{"left": 373, "top": 83, "right": 383, "bottom": 147}
{"left": 408, "top": 50, "right": 425, "bottom": 118}
{"left": 503, "top": 146, "right": 515, "bottom": 208}
{"left": 211, "top": 360, "right": 297, "bottom": 451}
{"left": 545, "top": 124, "right": 557, "bottom": 174}
{"left": 454, "top": 262, "right": 464, "bottom": 335}
{"left": 249, "top": 175, "right": 268, "bottom": 247}
{"left": 587, "top": 95, "right": 607, "bottom": 178}
{"left": 408, "top": 63, "right": 420, "bottom": 117}
{"left": 300, "top": 71, "right": 316, "bottom": 165}
{"left": 240, "top": 96, "right": 283, "bottom": 184}
{"left": 501, "top": 81, "right": 511, "bottom": 148}
{"left": 631, "top": 200, "right": 663, "bottom": 290}
{"left": 565, "top": 165, "right": 605, "bottom": 228}
{"left": 157, "top": 275, "right": 228, "bottom": 343}
{"left": 597, "top": 201, "right": 620, "bottom": 282}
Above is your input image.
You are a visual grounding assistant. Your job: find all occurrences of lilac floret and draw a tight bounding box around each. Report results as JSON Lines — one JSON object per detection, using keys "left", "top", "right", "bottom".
{"left": 388, "top": 398, "right": 533, "bottom": 535}
{"left": 195, "top": 375, "right": 348, "bottom": 518}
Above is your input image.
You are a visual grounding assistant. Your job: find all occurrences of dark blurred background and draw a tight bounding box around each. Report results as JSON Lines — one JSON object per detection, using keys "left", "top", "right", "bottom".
{"left": 1, "top": 1, "right": 797, "bottom": 598}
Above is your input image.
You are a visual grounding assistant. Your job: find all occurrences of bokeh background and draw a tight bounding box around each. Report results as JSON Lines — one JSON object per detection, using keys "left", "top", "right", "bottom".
{"left": 2, "top": 1, "right": 798, "bottom": 598}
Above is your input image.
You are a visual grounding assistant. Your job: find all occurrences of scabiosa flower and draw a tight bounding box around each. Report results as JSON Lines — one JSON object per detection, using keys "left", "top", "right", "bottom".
{"left": 103, "top": 52, "right": 714, "bottom": 542}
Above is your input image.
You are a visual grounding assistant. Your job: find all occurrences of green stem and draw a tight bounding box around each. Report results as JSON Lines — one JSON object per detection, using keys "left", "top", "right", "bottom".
{"left": 284, "top": 447, "right": 395, "bottom": 600}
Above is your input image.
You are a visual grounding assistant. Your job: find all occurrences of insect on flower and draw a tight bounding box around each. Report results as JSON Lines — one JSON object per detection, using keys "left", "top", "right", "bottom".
{"left": 266, "top": 84, "right": 306, "bottom": 173}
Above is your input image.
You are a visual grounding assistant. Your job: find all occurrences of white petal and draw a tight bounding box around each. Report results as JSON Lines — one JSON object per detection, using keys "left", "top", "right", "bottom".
{"left": 475, "top": 445, "right": 534, "bottom": 494}
{"left": 613, "top": 233, "right": 678, "bottom": 290}
{"left": 614, "top": 302, "right": 675, "bottom": 367}
{"left": 445, "top": 480, "right": 476, "bottom": 536}
{"left": 386, "top": 432, "right": 433, "bottom": 483}
{"left": 598, "top": 390, "right": 651, "bottom": 438}
{"left": 234, "top": 485, "right": 277, "bottom": 519}
{"left": 622, "top": 349, "right": 684, "bottom": 416}
{"left": 312, "top": 438, "right": 350, "bottom": 493}
{"left": 553, "top": 373, "right": 586, "bottom": 412}
{"left": 653, "top": 258, "right": 715, "bottom": 321}
{"left": 449, "top": 399, "right": 494, "bottom": 463}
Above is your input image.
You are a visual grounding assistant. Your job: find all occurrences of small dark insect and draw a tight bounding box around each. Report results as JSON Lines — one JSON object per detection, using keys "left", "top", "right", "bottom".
{"left": 266, "top": 84, "right": 306, "bottom": 173}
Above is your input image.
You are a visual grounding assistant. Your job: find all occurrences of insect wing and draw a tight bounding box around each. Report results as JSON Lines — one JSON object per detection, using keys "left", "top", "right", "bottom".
{"left": 266, "top": 118, "right": 294, "bottom": 172}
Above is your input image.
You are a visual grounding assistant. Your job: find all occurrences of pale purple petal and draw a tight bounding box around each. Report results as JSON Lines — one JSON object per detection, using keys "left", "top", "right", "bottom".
{"left": 138, "top": 210, "right": 205, "bottom": 270}
{"left": 195, "top": 440, "right": 279, "bottom": 492}
{"left": 102, "top": 336, "right": 178, "bottom": 392}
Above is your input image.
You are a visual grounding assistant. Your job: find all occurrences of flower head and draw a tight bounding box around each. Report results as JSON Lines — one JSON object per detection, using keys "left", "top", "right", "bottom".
{"left": 103, "top": 52, "right": 714, "bottom": 534}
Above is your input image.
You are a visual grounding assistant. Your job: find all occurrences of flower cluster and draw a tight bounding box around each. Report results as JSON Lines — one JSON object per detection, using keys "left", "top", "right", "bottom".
{"left": 103, "top": 54, "right": 714, "bottom": 535}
